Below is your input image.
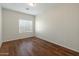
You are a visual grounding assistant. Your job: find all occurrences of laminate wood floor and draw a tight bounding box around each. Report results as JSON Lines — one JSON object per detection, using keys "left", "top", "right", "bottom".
{"left": 0, "top": 37, "right": 79, "bottom": 56}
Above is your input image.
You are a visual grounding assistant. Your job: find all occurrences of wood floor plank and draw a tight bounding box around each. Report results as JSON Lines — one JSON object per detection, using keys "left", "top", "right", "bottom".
{"left": 0, "top": 37, "right": 79, "bottom": 56}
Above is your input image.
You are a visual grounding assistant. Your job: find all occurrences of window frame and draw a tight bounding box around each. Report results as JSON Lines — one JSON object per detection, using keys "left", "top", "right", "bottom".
{"left": 19, "top": 19, "right": 33, "bottom": 33}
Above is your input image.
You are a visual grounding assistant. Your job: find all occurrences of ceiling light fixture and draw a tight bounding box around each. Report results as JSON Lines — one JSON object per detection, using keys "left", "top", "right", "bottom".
{"left": 26, "top": 8, "right": 29, "bottom": 10}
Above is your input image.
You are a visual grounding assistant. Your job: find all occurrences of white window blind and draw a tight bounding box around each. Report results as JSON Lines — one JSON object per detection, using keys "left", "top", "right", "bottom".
{"left": 19, "top": 19, "right": 32, "bottom": 33}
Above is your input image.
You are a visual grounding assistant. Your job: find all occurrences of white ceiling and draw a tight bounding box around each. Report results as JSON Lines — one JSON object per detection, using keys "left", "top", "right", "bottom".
{"left": 0, "top": 3, "right": 56, "bottom": 15}
{"left": 1, "top": 3, "right": 79, "bottom": 15}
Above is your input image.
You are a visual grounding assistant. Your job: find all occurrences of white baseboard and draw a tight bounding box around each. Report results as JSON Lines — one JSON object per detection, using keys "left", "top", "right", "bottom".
{"left": 36, "top": 36, "right": 79, "bottom": 53}
{"left": 3, "top": 36, "right": 34, "bottom": 42}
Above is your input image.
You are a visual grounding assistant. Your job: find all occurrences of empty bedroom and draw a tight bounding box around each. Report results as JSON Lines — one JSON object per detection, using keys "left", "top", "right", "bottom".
{"left": 0, "top": 3, "right": 79, "bottom": 56}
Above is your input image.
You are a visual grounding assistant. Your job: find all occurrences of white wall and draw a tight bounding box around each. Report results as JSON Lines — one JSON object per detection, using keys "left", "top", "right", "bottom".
{"left": 0, "top": 5, "right": 2, "bottom": 47}
{"left": 2, "top": 8, "right": 35, "bottom": 42}
{"left": 35, "top": 4, "right": 79, "bottom": 52}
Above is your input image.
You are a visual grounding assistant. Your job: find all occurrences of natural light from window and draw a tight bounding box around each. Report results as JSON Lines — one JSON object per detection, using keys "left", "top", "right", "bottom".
{"left": 19, "top": 19, "right": 32, "bottom": 33}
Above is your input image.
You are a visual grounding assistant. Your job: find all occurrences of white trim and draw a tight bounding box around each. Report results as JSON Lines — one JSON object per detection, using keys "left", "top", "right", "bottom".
{"left": 3, "top": 35, "right": 34, "bottom": 42}
{"left": 0, "top": 5, "right": 2, "bottom": 48}
{"left": 36, "top": 36, "right": 79, "bottom": 52}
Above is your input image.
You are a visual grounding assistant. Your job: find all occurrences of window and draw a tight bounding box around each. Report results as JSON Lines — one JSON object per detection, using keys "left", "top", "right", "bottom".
{"left": 19, "top": 19, "right": 32, "bottom": 33}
